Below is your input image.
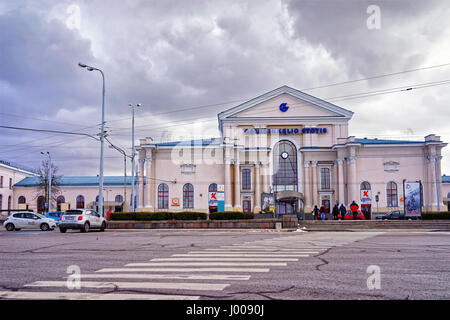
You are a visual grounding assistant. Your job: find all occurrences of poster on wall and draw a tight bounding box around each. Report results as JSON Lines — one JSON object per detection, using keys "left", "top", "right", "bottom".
{"left": 404, "top": 181, "right": 422, "bottom": 217}
{"left": 261, "top": 193, "right": 275, "bottom": 213}
{"left": 360, "top": 189, "right": 372, "bottom": 204}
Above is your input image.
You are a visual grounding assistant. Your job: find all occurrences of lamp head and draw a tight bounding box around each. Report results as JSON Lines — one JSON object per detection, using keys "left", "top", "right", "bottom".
{"left": 136, "top": 103, "right": 142, "bottom": 107}
{"left": 78, "top": 62, "right": 87, "bottom": 68}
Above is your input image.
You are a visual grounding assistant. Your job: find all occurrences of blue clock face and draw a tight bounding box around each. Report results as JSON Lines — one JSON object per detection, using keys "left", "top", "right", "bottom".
{"left": 279, "top": 102, "right": 289, "bottom": 112}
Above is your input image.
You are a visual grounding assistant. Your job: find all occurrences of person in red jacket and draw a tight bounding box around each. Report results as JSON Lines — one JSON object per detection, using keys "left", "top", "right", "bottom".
{"left": 350, "top": 201, "right": 359, "bottom": 220}
{"left": 106, "top": 209, "right": 112, "bottom": 221}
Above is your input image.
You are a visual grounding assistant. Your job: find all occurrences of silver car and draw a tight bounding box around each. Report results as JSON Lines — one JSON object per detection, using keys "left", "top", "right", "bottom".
{"left": 59, "top": 209, "right": 106, "bottom": 233}
{"left": 3, "top": 212, "right": 57, "bottom": 231}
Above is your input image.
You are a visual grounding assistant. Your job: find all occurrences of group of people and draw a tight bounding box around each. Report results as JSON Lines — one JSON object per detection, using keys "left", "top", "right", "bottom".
{"left": 313, "top": 201, "right": 360, "bottom": 220}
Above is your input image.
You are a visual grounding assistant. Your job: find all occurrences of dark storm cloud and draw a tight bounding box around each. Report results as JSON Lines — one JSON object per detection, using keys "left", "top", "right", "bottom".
{"left": 1, "top": 0, "right": 449, "bottom": 175}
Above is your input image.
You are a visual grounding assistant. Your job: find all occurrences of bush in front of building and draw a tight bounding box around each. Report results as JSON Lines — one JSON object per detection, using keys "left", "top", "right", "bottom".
{"left": 109, "top": 212, "right": 207, "bottom": 221}
{"left": 421, "top": 211, "right": 450, "bottom": 220}
{"left": 209, "top": 211, "right": 254, "bottom": 220}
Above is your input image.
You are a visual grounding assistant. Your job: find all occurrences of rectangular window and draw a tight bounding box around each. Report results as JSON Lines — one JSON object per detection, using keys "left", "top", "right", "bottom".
{"left": 9, "top": 178, "right": 12, "bottom": 190}
{"left": 241, "top": 168, "right": 251, "bottom": 191}
{"left": 320, "top": 167, "right": 331, "bottom": 190}
{"left": 0, "top": 176, "right": 3, "bottom": 188}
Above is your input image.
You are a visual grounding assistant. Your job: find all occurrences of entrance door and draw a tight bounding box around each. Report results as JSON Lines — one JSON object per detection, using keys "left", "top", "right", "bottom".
{"left": 321, "top": 200, "right": 330, "bottom": 214}
{"left": 277, "top": 199, "right": 297, "bottom": 214}
{"left": 243, "top": 200, "right": 252, "bottom": 213}
{"left": 361, "top": 204, "right": 371, "bottom": 220}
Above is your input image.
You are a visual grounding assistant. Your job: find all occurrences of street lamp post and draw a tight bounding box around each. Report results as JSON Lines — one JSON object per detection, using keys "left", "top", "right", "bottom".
{"left": 41, "top": 152, "right": 51, "bottom": 213}
{"left": 78, "top": 62, "right": 106, "bottom": 217}
{"left": 130, "top": 103, "right": 141, "bottom": 213}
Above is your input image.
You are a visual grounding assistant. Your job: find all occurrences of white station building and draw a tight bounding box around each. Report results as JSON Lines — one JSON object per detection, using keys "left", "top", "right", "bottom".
{"left": 3, "top": 86, "right": 449, "bottom": 217}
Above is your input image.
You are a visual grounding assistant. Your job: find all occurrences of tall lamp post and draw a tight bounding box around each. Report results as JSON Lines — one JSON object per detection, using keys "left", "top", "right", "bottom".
{"left": 130, "top": 103, "right": 141, "bottom": 213}
{"left": 41, "top": 152, "right": 51, "bottom": 213}
{"left": 78, "top": 62, "right": 106, "bottom": 217}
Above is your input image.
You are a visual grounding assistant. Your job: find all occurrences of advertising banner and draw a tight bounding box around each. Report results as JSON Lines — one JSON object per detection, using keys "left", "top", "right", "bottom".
{"left": 208, "top": 192, "right": 218, "bottom": 207}
{"left": 217, "top": 185, "right": 225, "bottom": 212}
{"left": 261, "top": 193, "right": 275, "bottom": 213}
{"left": 404, "top": 181, "right": 422, "bottom": 217}
{"left": 360, "top": 189, "right": 372, "bottom": 205}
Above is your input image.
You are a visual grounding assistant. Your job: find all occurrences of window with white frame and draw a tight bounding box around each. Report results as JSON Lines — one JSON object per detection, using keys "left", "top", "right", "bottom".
{"left": 241, "top": 168, "right": 251, "bottom": 191}
{"left": 319, "top": 166, "right": 331, "bottom": 190}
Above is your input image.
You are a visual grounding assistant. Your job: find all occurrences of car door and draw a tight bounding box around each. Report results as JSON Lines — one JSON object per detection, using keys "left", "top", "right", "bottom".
{"left": 91, "top": 210, "right": 101, "bottom": 228}
{"left": 23, "top": 213, "right": 38, "bottom": 229}
{"left": 11, "top": 213, "right": 25, "bottom": 228}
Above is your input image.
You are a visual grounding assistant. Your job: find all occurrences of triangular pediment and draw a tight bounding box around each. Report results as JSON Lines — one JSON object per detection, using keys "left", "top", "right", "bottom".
{"left": 218, "top": 85, "right": 354, "bottom": 121}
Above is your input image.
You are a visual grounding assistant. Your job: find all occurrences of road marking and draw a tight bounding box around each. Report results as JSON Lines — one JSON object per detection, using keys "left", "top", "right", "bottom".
{"left": 96, "top": 267, "right": 270, "bottom": 273}
{"left": 75, "top": 273, "right": 251, "bottom": 281}
{"left": 151, "top": 257, "right": 299, "bottom": 261}
{"left": 187, "top": 251, "right": 316, "bottom": 255}
{"left": 125, "top": 262, "right": 287, "bottom": 267}
{"left": 177, "top": 254, "right": 311, "bottom": 257}
{"left": 25, "top": 281, "right": 229, "bottom": 291}
{"left": 0, "top": 291, "right": 199, "bottom": 300}
{"left": 206, "top": 248, "right": 326, "bottom": 251}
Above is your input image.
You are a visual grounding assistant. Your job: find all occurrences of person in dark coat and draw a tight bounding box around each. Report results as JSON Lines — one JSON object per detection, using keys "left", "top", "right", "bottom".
{"left": 313, "top": 205, "right": 319, "bottom": 220}
{"left": 332, "top": 204, "right": 339, "bottom": 220}
{"left": 350, "top": 201, "right": 359, "bottom": 220}
{"left": 339, "top": 203, "right": 346, "bottom": 220}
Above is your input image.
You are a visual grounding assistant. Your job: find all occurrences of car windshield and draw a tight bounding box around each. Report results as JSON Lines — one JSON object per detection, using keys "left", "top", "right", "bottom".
{"left": 35, "top": 213, "right": 46, "bottom": 219}
{"left": 64, "top": 210, "right": 83, "bottom": 215}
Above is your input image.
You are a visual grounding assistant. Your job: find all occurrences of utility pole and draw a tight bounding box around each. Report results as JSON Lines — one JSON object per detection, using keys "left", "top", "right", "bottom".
{"left": 130, "top": 103, "right": 142, "bottom": 213}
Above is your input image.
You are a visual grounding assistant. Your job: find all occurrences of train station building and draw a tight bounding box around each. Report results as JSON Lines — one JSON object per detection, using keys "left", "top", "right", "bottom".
{"left": 4, "top": 86, "right": 449, "bottom": 217}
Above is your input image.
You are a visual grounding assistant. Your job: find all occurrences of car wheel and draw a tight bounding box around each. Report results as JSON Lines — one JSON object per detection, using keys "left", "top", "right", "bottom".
{"left": 40, "top": 223, "right": 49, "bottom": 231}
{"left": 100, "top": 221, "right": 106, "bottom": 232}
{"left": 59, "top": 228, "right": 67, "bottom": 233}
{"left": 5, "top": 223, "right": 15, "bottom": 232}
{"left": 81, "top": 222, "right": 90, "bottom": 233}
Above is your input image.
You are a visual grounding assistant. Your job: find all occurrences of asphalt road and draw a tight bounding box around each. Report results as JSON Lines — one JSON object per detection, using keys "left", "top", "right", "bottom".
{"left": 0, "top": 228, "right": 449, "bottom": 300}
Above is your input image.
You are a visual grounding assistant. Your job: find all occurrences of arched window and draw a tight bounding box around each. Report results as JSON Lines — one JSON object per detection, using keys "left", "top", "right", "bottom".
{"left": 272, "top": 140, "right": 298, "bottom": 192}
{"left": 76, "top": 195, "right": 85, "bottom": 209}
{"left": 18, "top": 196, "right": 26, "bottom": 204}
{"left": 37, "top": 196, "right": 45, "bottom": 213}
{"left": 386, "top": 181, "right": 398, "bottom": 207}
{"left": 208, "top": 183, "right": 217, "bottom": 192}
{"left": 158, "top": 183, "right": 169, "bottom": 209}
{"left": 360, "top": 181, "right": 371, "bottom": 190}
{"left": 115, "top": 195, "right": 124, "bottom": 203}
{"left": 56, "top": 196, "right": 65, "bottom": 211}
{"left": 183, "top": 183, "right": 194, "bottom": 209}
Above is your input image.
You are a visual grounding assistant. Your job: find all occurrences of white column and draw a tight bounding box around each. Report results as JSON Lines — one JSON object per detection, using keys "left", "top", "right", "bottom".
{"left": 254, "top": 162, "right": 261, "bottom": 212}
{"left": 336, "top": 158, "right": 345, "bottom": 205}
{"left": 347, "top": 155, "right": 357, "bottom": 205}
{"left": 234, "top": 158, "right": 241, "bottom": 211}
{"left": 303, "top": 161, "right": 311, "bottom": 211}
{"left": 311, "top": 160, "right": 318, "bottom": 208}
{"left": 138, "top": 158, "right": 145, "bottom": 210}
{"left": 145, "top": 157, "right": 153, "bottom": 210}
{"left": 224, "top": 157, "right": 233, "bottom": 211}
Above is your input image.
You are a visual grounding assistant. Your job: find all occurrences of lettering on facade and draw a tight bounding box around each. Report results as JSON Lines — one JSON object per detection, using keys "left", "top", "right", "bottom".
{"left": 243, "top": 128, "right": 327, "bottom": 134}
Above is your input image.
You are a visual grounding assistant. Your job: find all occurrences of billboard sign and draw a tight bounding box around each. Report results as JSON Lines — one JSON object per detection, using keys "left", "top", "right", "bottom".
{"left": 360, "top": 189, "right": 372, "bottom": 204}
{"left": 217, "top": 184, "right": 225, "bottom": 212}
{"left": 404, "top": 181, "right": 422, "bottom": 217}
{"left": 261, "top": 193, "right": 275, "bottom": 213}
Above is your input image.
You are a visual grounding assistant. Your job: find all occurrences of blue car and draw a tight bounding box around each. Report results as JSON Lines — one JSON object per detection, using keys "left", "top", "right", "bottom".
{"left": 45, "top": 211, "right": 65, "bottom": 222}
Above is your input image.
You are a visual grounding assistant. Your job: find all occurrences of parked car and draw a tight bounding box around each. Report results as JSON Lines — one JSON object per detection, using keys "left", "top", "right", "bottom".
{"left": 59, "top": 209, "right": 106, "bottom": 233}
{"left": 3, "top": 212, "right": 57, "bottom": 231}
{"left": 45, "top": 211, "right": 65, "bottom": 222}
{"left": 376, "top": 210, "right": 420, "bottom": 220}
{"left": 338, "top": 210, "right": 366, "bottom": 220}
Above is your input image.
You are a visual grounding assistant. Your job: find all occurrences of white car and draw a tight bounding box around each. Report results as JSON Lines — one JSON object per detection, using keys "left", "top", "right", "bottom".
{"left": 3, "top": 212, "right": 57, "bottom": 232}
{"left": 59, "top": 209, "right": 106, "bottom": 233}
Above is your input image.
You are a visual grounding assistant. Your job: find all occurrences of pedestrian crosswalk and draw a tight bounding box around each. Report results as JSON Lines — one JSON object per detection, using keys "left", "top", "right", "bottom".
{"left": 0, "top": 231, "right": 382, "bottom": 300}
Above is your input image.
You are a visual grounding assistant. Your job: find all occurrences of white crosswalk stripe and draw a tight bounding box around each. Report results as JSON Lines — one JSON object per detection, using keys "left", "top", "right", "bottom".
{"left": 0, "top": 232, "right": 380, "bottom": 300}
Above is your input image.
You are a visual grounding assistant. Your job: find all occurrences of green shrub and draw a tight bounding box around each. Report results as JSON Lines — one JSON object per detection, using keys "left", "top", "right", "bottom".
{"left": 109, "top": 211, "right": 207, "bottom": 221}
{"left": 209, "top": 211, "right": 254, "bottom": 220}
{"left": 421, "top": 212, "right": 450, "bottom": 220}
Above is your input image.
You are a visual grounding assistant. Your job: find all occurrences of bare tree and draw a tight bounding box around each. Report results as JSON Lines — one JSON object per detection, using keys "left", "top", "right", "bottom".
{"left": 34, "top": 159, "right": 62, "bottom": 213}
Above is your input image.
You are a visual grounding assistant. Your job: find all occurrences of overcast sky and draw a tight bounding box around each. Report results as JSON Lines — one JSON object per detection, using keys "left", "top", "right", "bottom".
{"left": 1, "top": 0, "right": 449, "bottom": 176}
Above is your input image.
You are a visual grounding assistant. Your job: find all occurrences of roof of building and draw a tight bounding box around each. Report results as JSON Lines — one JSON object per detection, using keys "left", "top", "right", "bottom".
{"left": 0, "top": 159, "right": 39, "bottom": 175}
{"left": 155, "top": 137, "right": 222, "bottom": 147}
{"left": 354, "top": 138, "right": 424, "bottom": 145}
{"left": 14, "top": 176, "right": 139, "bottom": 187}
{"left": 443, "top": 175, "right": 450, "bottom": 183}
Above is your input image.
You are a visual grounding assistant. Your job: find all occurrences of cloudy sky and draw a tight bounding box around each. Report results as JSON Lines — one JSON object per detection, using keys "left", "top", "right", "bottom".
{"left": 1, "top": 0, "right": 450, "bottom": 176}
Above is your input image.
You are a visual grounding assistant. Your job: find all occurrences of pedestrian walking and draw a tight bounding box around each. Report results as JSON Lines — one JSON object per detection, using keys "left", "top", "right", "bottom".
{"left": 332, "top": 204, "right": 339, "bottom": 220}
{"left": 350, "top": 201, "right": 359, "bottom": 220}
{"left": 313, "top": 205, "right": 319, "bottom": 220}
{"left": 339, "top": 203, "right": 346, "bottom": 220}
{"left": 319, "top": 205, "right": 325, "bottom": 221}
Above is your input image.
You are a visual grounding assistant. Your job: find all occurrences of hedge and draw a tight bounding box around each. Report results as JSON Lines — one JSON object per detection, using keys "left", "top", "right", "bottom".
{"left": 209, "top": 211, "right": 254, "bottom": 220}
{"left": 421, "top": 212, "right": 450, "bottom": 220}
{"left": 110, "top": 212, "right": 207, "bottom": 221}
